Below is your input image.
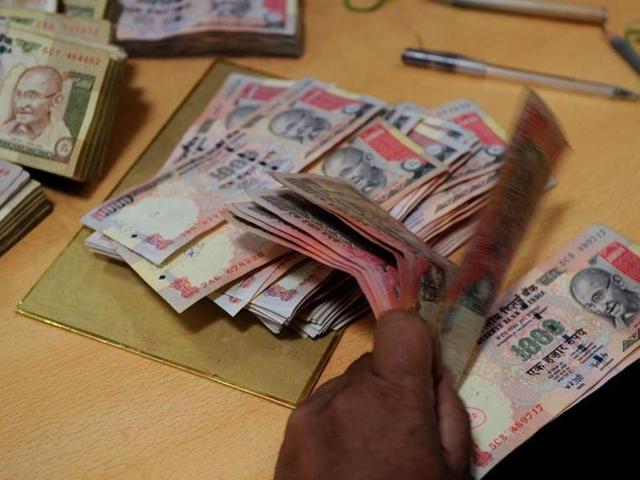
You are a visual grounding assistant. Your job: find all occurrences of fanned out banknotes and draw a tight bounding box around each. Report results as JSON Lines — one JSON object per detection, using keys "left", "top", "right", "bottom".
{"left": 82, "top": 73, "right": 507, "bottom": 331}
{"left": 0, "top": 5, "right": 125, "bottom": 180}
{"left": 114, "top": 0, "right": 303, "bottom": 57}
{"left": 0, "top": 158, "right": 51, "bottom": 253}
{"left": 82, "top": 72, "right": 537, "bottom": 334}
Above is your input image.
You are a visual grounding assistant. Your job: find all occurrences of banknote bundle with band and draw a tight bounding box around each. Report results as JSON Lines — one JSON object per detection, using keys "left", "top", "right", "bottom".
{"left": 0, "top": 0, "right": 58, "bottom": 12}
{"left": 114, "top": 0, "right": 303, "bottom": 57}
{"left": 0, "top": 0, "right": 112, "bottom": 19}
{"left": 0, "top": 5, "right": 125, "bottom": 180}
{"left": 0, "top": 159, "right": 51, "bottom": 254}
{"left": 61, "top": 0, "right": 114, "bottom": 19}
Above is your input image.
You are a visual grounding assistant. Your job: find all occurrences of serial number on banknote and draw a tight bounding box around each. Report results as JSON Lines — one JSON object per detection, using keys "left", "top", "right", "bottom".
{"left": 578, "top": 227, "right": 608, "bottom": 252}
{"left": 488, "top": 404, "right": 545, "bottom": 450}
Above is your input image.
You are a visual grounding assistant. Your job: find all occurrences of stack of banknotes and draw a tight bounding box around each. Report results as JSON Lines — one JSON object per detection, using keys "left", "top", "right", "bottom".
{"left": 0, "top": 0, "right": 57, "bottom": 11}
{"left": 0, "top": 0, "right": 111, "bottom": 19}
{"left": 82, "top": 72, "right": 515, "bottom": 335}
{"left": 0, "top": 158, "right": 51, "bottom": 253}
{"left": 61, "top": 0, "right": 113, "bottom": 19}
{"left": 114, "top": 0, "right": 303, "bottom": 57}
{"left": 0, "top": 5, "right": 125, "bottom": 180}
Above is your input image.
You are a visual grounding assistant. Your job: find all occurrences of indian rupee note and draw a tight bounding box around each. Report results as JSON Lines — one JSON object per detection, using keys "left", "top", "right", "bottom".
{"left": 435, "top": 90, "right": 568, "bottom": 384}
{"left": 83, "top": 78, "right": 384, "bottom": 264}
{"left": 460, "top": 225, "right": 640, "bottom": 478}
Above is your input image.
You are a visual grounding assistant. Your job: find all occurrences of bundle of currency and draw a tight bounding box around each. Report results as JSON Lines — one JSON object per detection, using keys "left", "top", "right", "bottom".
{"left": 61, "top": 0, "right": 114, "bottom": 19}
{"left": 81, "top": 74, "right": 553, "bottom": 339}
{"left": 114, "top": 0, "right": 303, "bottom": 57}
{"left": 0, "top": 5, "right": 112, "bottom": 42}
{"left": 226, "top": 89, "right": 565, "bottom": 350}
{"left": 0, "top": 7, "right": 126, "bottom": 180}
{"left": 0, "top": 158, "right": 51, "bottom": 254}
{"left": 224, "top": 174, "right": 456, "bottom": 327}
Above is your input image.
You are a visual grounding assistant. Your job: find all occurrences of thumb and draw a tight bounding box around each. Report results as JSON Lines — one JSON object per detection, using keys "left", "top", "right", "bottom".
{"left": 372, "top": 309, "right": 437, "bottom": 390}
{"left": 436, "top": 368, "right": 471, "bottom": 477}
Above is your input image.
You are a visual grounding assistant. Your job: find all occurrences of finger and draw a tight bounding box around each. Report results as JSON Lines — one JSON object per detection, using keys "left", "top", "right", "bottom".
{"left": 424, "top": 316, "right": 445, "bottom": 384}
{"left": 372, "top": 309, "right": 436, "bottom": 389}
{"left": 436, "top": 368, "right": 471, "bottom": 477}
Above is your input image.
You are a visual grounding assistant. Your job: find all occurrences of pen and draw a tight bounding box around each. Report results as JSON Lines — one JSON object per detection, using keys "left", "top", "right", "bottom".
{"left": 604, "top": 28, "right": 640, "bottom": 75}
{"left": 402, "top": 48, "right": 640, "bottom": 101}
{"left": 442, "top": 0, "right": 607, "bottom": 24}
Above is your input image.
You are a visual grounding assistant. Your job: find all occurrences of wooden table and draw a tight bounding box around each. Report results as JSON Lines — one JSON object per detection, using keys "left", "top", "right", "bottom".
{"left": 2, "top": 1, "right": 639, "bottom": 478}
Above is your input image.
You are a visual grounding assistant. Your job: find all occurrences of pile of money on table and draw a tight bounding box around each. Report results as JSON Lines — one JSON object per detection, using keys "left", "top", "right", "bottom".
{"left": 114, "top": 0, "right": 303, "bottom": 57}
{"left": 83, "top": 72, "right": 516, "bottom": 336}
{"left": 0, "top": 4, "right": 125, "bottom": 180}
{"left": 0, "top": 159, "right": 51, "bottom": 253}
{"left": 0, "top": 0, "right": 112, "bottom": 18}
{"left": 81, "top": 72, "right": 640, "bottom": 478}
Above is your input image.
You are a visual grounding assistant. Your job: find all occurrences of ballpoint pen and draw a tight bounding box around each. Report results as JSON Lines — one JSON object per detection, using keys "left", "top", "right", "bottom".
{"left": 440, "top": 0, "right": 608, "bottom": 25}
{"left": 402, "top": 48, "right": 640, "bottom": 101}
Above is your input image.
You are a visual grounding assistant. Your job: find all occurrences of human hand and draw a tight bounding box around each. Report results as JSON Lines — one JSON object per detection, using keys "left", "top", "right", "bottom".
{"left": 275, "top": 309, "right": 471, "bottom": 480}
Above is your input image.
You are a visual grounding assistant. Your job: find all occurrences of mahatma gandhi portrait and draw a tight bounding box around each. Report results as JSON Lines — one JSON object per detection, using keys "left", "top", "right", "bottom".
{"left": 268, "top": 108, "right": 330, "bottom": 143}
{"left": 225, "top": 104, "right": 258, "bottom": 130}
{"left": 1, "top": 66, "right": 72, "bottom": 148}
{"left": 570, "top": 267, "right": 640, "bottom": 329}
{"left": 322, "top": 147, "right": 388, "bottom": 195}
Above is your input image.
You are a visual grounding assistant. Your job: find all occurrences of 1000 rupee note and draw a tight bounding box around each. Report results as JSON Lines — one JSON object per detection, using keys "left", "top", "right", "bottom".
{"left": 117, "top": 223, "right": 290, "bottom": 313}
{"left": 435, "top": 90, "right": 567, "bottom": 384}
{"left": 430, "top": 99, "right": 507, "bottom": 188}
{"left": 460, "top": 225, "right": 640, "bottom": 478}
{"left": 211, "top": 78, "right": 385, "bottom": 194}
{"left": 161, "top": 74, "right": 293, "bottom": 173}
{"left": 407, "top": 121, "right": 472, "bottom": 167}
{"left": 83, "top": 79, "right": 384, "bottom": 264}
{"left": 433, "top": 100, "right": 506, "bottom": 189}
{"left": 309, "top": 119, "right": 447, "bottom": 207}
